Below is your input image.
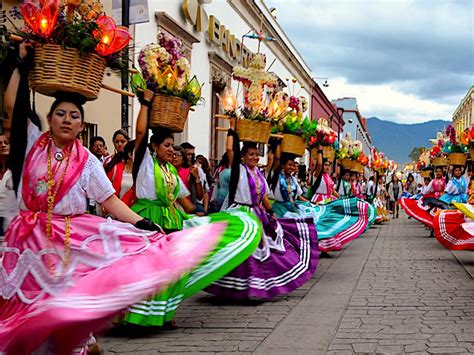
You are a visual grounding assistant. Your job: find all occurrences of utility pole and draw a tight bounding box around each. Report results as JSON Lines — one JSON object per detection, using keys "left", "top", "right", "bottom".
{"left": 121, "top": 0, "right": 130, "bottom": 132}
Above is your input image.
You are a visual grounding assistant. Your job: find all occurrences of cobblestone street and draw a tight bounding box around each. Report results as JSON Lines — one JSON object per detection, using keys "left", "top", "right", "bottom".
{"left": 101, "top": 215, "right": 474, "bottom": 354}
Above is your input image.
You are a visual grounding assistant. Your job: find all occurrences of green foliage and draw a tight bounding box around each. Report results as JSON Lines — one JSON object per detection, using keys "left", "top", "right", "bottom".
{"left": 54, "top": 21, "right": 100, "bottom": 54}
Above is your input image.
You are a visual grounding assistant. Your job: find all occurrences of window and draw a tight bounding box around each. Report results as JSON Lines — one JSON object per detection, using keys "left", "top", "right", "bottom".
{"left": 79, "top": 122, "right": 98, "bottom": 147}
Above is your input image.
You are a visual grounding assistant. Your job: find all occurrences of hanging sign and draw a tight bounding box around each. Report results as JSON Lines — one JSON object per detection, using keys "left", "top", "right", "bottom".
{"left": 112, "top": 0, "right": 149, "bottom": 25}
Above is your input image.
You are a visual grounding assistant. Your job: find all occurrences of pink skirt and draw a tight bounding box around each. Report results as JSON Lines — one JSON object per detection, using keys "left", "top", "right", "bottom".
{"left": 0, "top": 211, "right": 224, "bottom": 354}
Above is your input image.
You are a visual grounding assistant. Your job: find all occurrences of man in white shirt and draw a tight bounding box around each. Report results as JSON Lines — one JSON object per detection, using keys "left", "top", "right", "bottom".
{"left": 366, "top": 176, "right": 375, "bottom": 201}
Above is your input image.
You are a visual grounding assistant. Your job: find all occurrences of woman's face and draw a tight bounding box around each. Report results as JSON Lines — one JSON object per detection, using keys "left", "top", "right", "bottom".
{"left": 172, "top": 150, "right": 184, "bottom": 168}
{"left": 408, "top": 176, "right": 414, "bottom": 183}
{"left": 323, "top": 161, "right": 332, "bottom": 174}
{"left": 153, "top": 137, "right": 174, "bottom": 163}
{"left": 48, "top": 102, "right": 84, "bottom": 145}
{"left": 0, "top": 135, "right": 9, "bottom": 156}
{"left": 435, "top": 168, "right": 443, "bottom": 179}
{"left": 453, "top": 167, "right": 463, "bottom": 178}
{"left": 113, "top": 134, "right": 128, "bottom": 153}
{"left": 342, "top": 172, "right": 350, "bottom": 181}
{"left": 243, "top": 147, "right": 260, "bottom": 169}
{"left": 283, "top": 159, "right": 296, "bottom": 176}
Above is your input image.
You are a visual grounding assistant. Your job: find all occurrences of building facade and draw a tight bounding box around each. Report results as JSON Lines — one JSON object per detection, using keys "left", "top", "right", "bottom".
{"left": 131, "top": 0, "right": 314, "bottom": 166}
{"left": 453, "top": 85, "right": 474, "bottom": 137}
{"left": 332, "top": 97, "right": 372, "bottom": 156}
{"left": 3, "top": 0, "right": 314, "bottom": 163}
{"left": 310, "top": 82, "right": 344, "bottom": 140}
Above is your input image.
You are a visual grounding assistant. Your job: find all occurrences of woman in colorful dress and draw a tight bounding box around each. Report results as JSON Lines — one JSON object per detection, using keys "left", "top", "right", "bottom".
{"left": 373, "top": 174, "right": 389, "bottom": 222}
{"left": 205, "top": 123, "right": 318, "bottom": 300}
{"left": 308, "top": 149, "right": 339, "bottom": 204}
{"left": 271, "top": 153, "right": 371, "bottom": 253}
{"left": 103, "top": 129, "right": 130, "bottom": 167}
{"left": 439, "top": 165, "right": 469, "bottom": 204}
{"left": 0, "top": 58, "right": 233, "bottom": 353}
{"left": 123, "top": 90, "right": 261, "bottom": 327}
{"left": 404, "top": 173, "right": 418, "bottom": 196}
{"left": 171, "top": 146, "right": 205, "bottom": 206}
{"left": 104, "top": 139, "right": 136, "bottom": 207}
{"left": 433, "top": 206, "right": 474, "bottom": 251}
{"left": 337, "top": 169, "right": 353, "bottom": 197}
{"left": 400, "top": 167, "right": 446, "bottom": 227}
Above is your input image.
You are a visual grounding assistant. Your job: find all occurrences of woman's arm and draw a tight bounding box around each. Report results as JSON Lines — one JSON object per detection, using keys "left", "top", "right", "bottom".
{"left": 101, "top": 195, "right": 142, "bottom": 224}
{"left": 190, "top": 165, "right": 204, "bottom": 200}
{"left": 311, "top": 144, "right": 324, "bottom": 177}
{"left": 134, "top": 90, "right": 155, "bottom": 152}
{"left": 177, "top": 197, "right": 196, "bottom": 214}
{"left": 226, "top": 118, "right": 236, "bottom": 167}
{"left": 262, "top": 194, "right": 274, "bottom": 214}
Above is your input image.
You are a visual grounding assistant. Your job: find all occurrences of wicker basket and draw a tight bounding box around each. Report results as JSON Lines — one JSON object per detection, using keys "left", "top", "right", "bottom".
{"left": 431, "top": 157, "right": 448, "bottom": 167}
{"left": 420, "top": 170, "right": 432, "bottom": 178}
{"left": 150, "top": 94, "right": 191, "bottom": 132}
{"left": 310, "top": 146, "right": 336, "bottom": 162}
{"left": 281, "top": 134, "right": 306, "bottom": 156}
{"left": 448, "top": 152, "right": 467, "bottom": 166}
{"left": 323, "top": 146, "right": 336, "bottom": 162}
{"left": 352, "top": 162, "right": 364, "bottom": 174}
{"left": 376, "top": 167, "right": 386, "bottom": 176}
{"left": 341, "top": 159, "right": 354, "bottom": 170}
{"left": 29, "top": 43, "right": 106, "bottom": 101}
{"left": 236, "top": 120, "right": 271, "bottom": 144}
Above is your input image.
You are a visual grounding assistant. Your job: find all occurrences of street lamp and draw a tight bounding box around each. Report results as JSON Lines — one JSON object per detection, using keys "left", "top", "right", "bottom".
{"left": 313, "top": 77, "right": 329, "bottom": 87}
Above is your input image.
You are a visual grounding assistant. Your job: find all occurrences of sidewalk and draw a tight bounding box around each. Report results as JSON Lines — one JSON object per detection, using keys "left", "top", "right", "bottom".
{"left": 101, "top": 214, "right": 474, "bottom": 354}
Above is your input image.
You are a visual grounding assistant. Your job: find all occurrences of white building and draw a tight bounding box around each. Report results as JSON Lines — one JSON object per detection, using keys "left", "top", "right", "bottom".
{"left": 130, "top": 0, "right": 314, "bottom": 166}
{"left": 332, "top": 97, "right": 372, "bottom": 157}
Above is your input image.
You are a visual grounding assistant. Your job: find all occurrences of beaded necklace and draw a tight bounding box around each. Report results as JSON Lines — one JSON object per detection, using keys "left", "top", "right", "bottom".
{"left": 46, "top": 142, "right": 71, "bottom": 276}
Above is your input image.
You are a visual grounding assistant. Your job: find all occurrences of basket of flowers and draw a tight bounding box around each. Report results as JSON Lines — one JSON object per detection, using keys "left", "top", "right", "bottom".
{"left": 216, "top": 54, "right": 278, "bottom": 143}
{"left": 306, "top": 117, "right": 337, "bottom": 161}
{"left": 272, "top": 89, "right": 309, "bottom": 157}
{"left": 15, "top": 0, "right": 131, "bottom": 100}
{"left": 137, "top": 33, "right": 203, "bottom": 132}
{"left": 443, "top": 125, "right": 468, "bottom": 166}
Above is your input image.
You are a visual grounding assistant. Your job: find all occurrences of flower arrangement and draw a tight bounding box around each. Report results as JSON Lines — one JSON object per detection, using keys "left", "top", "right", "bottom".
{"left": 442, "top": 125, "right": 468, "bottom": 154}
{"left": 271, "top": 87, "right": 309, "bottom": 135}
{"left": 137, "top": 32, "right": 202, "bottom": 105}
{"left": 12, "top": 0, "right": 130, "bottom": 67}
{"left": 337, "top": 133, "right": 363, "bottom": 160}
{"left": 225, "top": 53, "right": 278, "bottom": 122}
{"left": 305, "top": 117, "right": 337, "bottom": 149}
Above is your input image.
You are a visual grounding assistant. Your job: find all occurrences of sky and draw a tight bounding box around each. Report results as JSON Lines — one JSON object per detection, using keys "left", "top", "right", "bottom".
{"left": 265, "top": 0, "right": 474, "bottom": 124}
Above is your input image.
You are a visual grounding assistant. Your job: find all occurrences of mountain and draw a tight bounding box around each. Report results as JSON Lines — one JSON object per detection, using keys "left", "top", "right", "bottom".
{"left": 367, "top": 117, "right": 452, "bottom": 164}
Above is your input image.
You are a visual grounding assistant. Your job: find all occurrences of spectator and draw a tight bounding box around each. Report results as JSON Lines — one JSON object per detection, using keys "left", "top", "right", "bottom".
{"left": 90, "top": 136, "right": 106, "bottom": 162}
{"left": 180, "top": 142, "right": 209, "bottom": 215}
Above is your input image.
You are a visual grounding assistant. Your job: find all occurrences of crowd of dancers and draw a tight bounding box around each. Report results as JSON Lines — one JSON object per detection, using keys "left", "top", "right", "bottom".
{"left": 399, "top": 162, "right": 474, "bottom": 251}
{"left": 1, "top": 45, "right": 387, "bottom": 354}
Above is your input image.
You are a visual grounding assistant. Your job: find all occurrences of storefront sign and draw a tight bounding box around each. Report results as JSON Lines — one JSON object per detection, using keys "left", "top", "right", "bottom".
{"left": 182, "top": 0, "right": 253, "bottom": 66}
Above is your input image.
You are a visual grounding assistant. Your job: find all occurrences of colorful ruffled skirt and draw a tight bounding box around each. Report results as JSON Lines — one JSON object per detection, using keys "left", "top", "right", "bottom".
{"left": 205, "top": 205, "right": 319, "bottom": 300}
{"left": 123, "top": 209, "right": 261, "bottom": 326}
{"left": 273, "top": 197, "right": 371, "bottom": 252}
{"left": 399, "top": 197, "right": 437, "bottom": 228}
{"left": 433, "top": 209, "right": 474, "bottom": 250}
{"left": 0, "top": 211, "right": 228, "bottom": 354}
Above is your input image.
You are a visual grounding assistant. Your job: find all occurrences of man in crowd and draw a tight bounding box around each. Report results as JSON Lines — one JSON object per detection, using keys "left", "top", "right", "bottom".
{"left": 90, "top": 136, "right": 107, "bottom": 162}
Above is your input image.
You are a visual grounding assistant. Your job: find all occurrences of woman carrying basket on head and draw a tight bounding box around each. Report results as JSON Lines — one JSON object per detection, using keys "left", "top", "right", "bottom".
{"left": 0, "top": 45, "right": 234, "bottom": 354}
{"left": 122, "top": 90, "right": 261, "bottom": 328}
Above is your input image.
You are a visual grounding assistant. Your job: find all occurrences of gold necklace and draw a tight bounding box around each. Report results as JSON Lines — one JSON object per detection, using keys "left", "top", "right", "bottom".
{"left": 46, "top": 142, "right": 71, "bottom": 276}
{"left": 160, "top": 163, "right": 176, "bottom": 202}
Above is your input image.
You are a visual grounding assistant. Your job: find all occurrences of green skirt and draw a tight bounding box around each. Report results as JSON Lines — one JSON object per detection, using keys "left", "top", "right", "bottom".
{"left": 131, "top": 198, "right": 189, "bottom": 231}
{"left": 123, "top": 209, "right": 262, "bottom": 326}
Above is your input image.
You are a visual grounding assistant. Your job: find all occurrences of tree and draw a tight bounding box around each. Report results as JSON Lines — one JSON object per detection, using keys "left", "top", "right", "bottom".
{"left": 408, "top": 146, "right": 425, "bottom": 162}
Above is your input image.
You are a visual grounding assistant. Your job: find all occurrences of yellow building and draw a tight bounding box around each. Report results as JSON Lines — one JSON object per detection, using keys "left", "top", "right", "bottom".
{"left": 453, "top": 85, "right": 474, "bottom": 137}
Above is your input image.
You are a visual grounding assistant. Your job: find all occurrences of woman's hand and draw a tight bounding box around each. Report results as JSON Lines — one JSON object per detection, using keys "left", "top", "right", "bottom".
{"left": 229, "top": 117, "right": 236, "bottom": 130}
{"left": 143, "top": 89, "right": 154, "bottom": 102}
{"left": 190, "top": 165, "right": 200, "bottom": 179}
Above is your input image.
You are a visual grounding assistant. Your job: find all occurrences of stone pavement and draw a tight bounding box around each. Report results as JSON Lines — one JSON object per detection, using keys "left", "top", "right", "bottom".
{"left": 100, "top": 214, "right": 474, "bottom": 354}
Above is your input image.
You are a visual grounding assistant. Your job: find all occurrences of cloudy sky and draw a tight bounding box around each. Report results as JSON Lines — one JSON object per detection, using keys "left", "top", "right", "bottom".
{"left": 266, "top": 0, "right": 473, "bottom": 124}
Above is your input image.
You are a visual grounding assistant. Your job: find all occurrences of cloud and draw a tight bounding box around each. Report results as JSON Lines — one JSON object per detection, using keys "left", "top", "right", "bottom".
{"left": 266, "top": 0, "right": 474, "bottom": 121}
